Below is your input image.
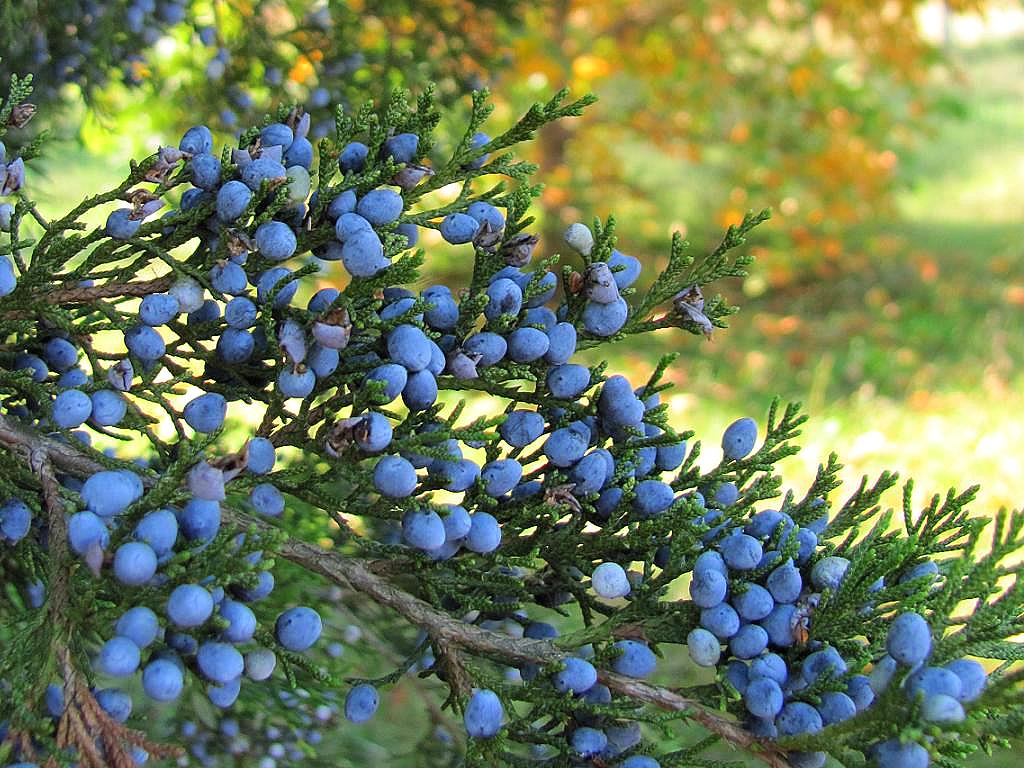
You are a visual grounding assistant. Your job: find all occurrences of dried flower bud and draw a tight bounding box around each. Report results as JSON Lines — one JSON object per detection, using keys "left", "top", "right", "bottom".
{"left": 672, "top": 284, "right": 713, "bottom": 339}
{"left": 108, "top": 359, "right": 134, "bottom": 392}
{"left": 501, "top": 232, "right": 539, "bottom": 267}
{"left": 1, "top": 158, "right": 25, "bottom": 196}
{"left": 446, "top": 349, "right": 481, "bottom": 380}
{"left": 472, "top": 220, "right": 503, "bottom": 252}
{"left": 392, "top": 163, "right": 434, "bottom": 191}
{"left": 278, "top": 319, "right": 308, "bottom": 365}
{"left": 8, "top": 103, "right": 36, "bottom": 129}
{"left": 567, "top": 271, "right": 584, "bottom": 295}
{"left": 323, "top": 416, "right": 365, "bottom": 457}
{"left": 583, "top": 262, "right": 619, "bottom": 303}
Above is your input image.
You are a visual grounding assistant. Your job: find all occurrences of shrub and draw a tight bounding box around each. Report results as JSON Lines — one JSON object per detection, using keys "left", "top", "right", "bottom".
{"left": 0, "top": 70, "right": 1021, "bottom": 768}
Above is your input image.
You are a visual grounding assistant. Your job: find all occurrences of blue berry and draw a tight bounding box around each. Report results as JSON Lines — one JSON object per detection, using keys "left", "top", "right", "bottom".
{"left": 52, "top": 389, "right": 92, "bottom": 429}
{"left": 720, "top": 533, "right": 763, "bottom": 571}
{"left": 582, "top": 297, "right": 628, "bottom": 336}
{"left": 278, "top": 366, "right": 316, "bottom": 398}
{"left": 729, "top": 624, "right": 769, "bottom": 659}
{"left": 544, "top": 322, "right": 577, "bottom": 364}
{"left": 484, "top": 278, "right": 523, "bottom": 321}
{"left": 216, "top": 328, "right": 254, "bottom": 363}
{"left": 190, "top": 153, "right": 221, "bottom": 190}
{"left": 766, "top": 562, "right": 802, "bottom": 603}
{"left": 167, "top": 584, "right": 214, "bottom": 628}
{"left": 217, "top": 180, "right": 252, "bottom": 222}
{"left": 42, "top": 338, "right": 78, "bottom": 371}
{"left": 611, "top": 640, "right": 656, "bottom": 678}
{"left": 374, "top": 456, "right": 418, "bottom": 498}
{"left": 886, "top": 612, "right": 932, "bottom": 666}
{"left": 275, "top": 606, "right": 322, "bottom": 652}
{"left": 744, "top": 677, "right": 784, "bottom": 718}
{"left": 99, "top": 636, "right": 141, "bottom": 677}
{"left": 180, "top": 498, "right": 221, "bottom": 541}
{"left": 571, "top": 727, "right": 608, "bottom": 758}
{"left": 633, "top": 479, "right": 674, "bottom": 518}
{"left": 184, "top": 392, "right": 227, "bottom": 433}
{"left": 687, "top": 628, "right": 721, "bottom": 667}
{"left": 245, "top": 648, "right": 277, "bottom": 681}
{"left": 608, "top": 249, "right": 642, "bottom": 289}
{"left": 211, "top": 262, "right": 248, "bottom": 295}
{"left": 180, "top": 125, "right": 213, "bottom": 154}
{"left": 733, "top": 583, "right": 774, "bottom": 621}
{"left": 465, "top": 513, "right": 502, "bottom": 554}
{"left": 255, "top": 221, "right": 297, "bottom": 261}
{"left": 546, "top": 363, "right": 591, "bottom": 399}
{"left": 384, "top": 133, "right": 419, "bottom": 163}
{"left": 722, "top": 417, "right": 758, "bottom": 459}
{"left": 776, "top": 701, "right": 823, "bottom": 737}
{"left": 506, "top": 326, "right": 549, "bottom": 362}
{"left": 242, "top": 157, "right": 287, "bottom": 191}
{"left": 197, "top": 641, "right": 245, "bottom": 684}
{"left": 440, "top": 212, "right": 480, "bottom": 244}
{"left": 68, "top": 511, "right": 109, "bottom": 554}
{"left": 339, "top": 141, "right": 369, "bottom": 173}
{"left": 356, "top": 189, "right": 403, "bottom": 226}
{"left": 95, "top": 688, "right": 132, "bottom": 723}
{"left": 116, "top": 606, "right": 160, "bottom": 648}
{"left": 250, "top": 483, "right": 285, "bottom": 517}
{"left": 553, "top": 657, "right": 597, "bottom": 694}
{"left": 125, "top": 324, "right": 165, "bottom": 360}
{"left": 402, "top": 369, "right": 438, "bottom": 410}
{"left": 818, "top": 691, "right": 857, "bottom": 725}
{"left": 402, "top": 508, "right": 446, "bottom": 551}
{"left": 81, "top": 470, "right": 143, "bottom": 517}
{"left": 690, "top": 568, "right": 728, "bottom": 609}
{"left": 106, "top": 209, "right": 141, "bottom": 239}
{"left": 544, "top": 423, "right": 589, "bottom": 467}
{"left": 464, "top": 689, "right": 503, "bottom": 738}
{"left": 480, "top": 459, "right": 522, "bottom": 497}
{"left": 113, "top": 542, "right": 157, "bottom": 586}
{"left": 592, "top": 562, "right": 631, "bottom": 599}
{"left": 700, "top": 602, "right": 740, "bottom": 639}
{"left": 463, "top": 331, "right": 507, "bottom": 366}
{"left": 945, "top": 659, "right": 987, "bottom": 702}
{"left": 260, "top": 123, "right": 294, "bottom": 150}
{"left": 872, "top": 739, "right": 930, "bottom": 768}
{"left": 387, "top": 324, "right": 432, "bottom": 371}
{"left": 219, "top": 600, "right": 257, "bottom": 643}
{"left": 344, "top": 683, "right": 380, "bottom": 723}
{"left": 810, "top": 556, "right": 850, "bottom": 592}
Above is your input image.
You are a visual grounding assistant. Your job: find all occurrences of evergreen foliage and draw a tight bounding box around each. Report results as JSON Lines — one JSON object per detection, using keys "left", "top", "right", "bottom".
{"left": 0, "top": 60, "right": 1021, "bottom": 768}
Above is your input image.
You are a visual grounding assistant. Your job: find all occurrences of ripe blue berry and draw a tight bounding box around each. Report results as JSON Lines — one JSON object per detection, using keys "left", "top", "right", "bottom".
{"left": 99, "top": 636, "right": 141, "bottom": 677}
{"left": 744, "top": 677, "right": 784, "bottom": 718}
{"left": 484, "top": 278, "right": 523, "bottom": 321}
{"left": 553, "top": 657, "right": 598, "bottom": 694}
{"left": 217, "top": 180, "right": 252, "bottom": 222}
{"left": 440, "top": 212, "right": 480, "bottom": 244}
{"left": 687, "top": 628, "right": 721, "bottom": 667}
{"left": 464, "top": 689, "right": 503, "bottom": 738}
{"left": 344, "top": 683, "right": 380, "bottom": 724}
{"left": 255, "top": 221, "right": 298, "bottom": 261}
{"left": 275, "top": 606, "right": 322, "bottom": 652}
{"left": 52, "top": 389, "right": 92, "bottom": 429}
{"left": 374, "top": 456, "right": 418, "bottom": 498}
{"left": 113, "top": 542, "right": 158, "bottom": 586}
{"left": 581, "top": 297, "right": 628, "bottom": 336}
{"left": 722, "top": 417, "right": 758, "bottom": 459}
{"left": 356, "top": 189, "right": 403, "bottom": 226}
{"left": 546, "top": 363, "right": 591, "bottom": 399}
{"left": 611, "top": 640, "right": 656, "bottom": 678}
{"left": 886, "top": 612, "right": 932, "bottom": 666}
{"left": 167, "top": 584, "right": 214, "bottom": 628}
{"left": 465, "top": 513, "right": 502, "bottom": 553}
{"left": 183, "top": 392, "right": 227, "bottom": 433}
{"left": 143, "top": 660, "right": 184, "bottom": 702}
{"left": 116, "top": 606, "right": 160, "bottom": 649}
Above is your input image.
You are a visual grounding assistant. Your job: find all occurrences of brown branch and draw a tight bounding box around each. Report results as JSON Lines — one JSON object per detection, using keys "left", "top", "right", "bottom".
{"left": 1, "top": 413, "right": 792, "bottom": 768}
{"left": 45, "top": 276, "right": 175, "bottom": 305}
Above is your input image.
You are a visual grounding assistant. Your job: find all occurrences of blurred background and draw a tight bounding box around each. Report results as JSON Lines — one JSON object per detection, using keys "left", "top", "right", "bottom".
{"left": 2, "top": 0, "right": 1021, "bottom": 764}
